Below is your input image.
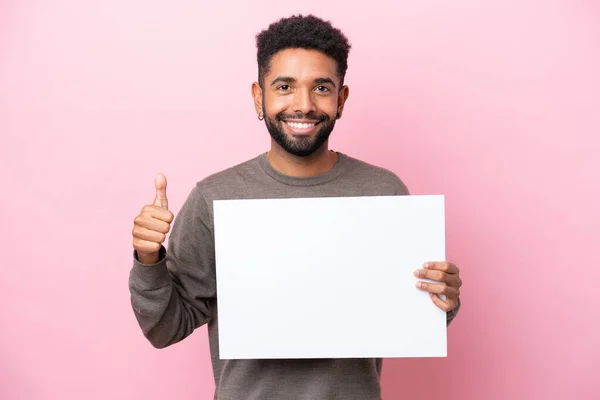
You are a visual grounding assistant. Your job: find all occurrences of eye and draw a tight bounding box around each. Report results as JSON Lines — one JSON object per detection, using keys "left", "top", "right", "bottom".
{"left": 315, "top": 85, "right": 330, "bottom": 92}
{"left": 278, "top": 84, "right": 291, "bottom": 91}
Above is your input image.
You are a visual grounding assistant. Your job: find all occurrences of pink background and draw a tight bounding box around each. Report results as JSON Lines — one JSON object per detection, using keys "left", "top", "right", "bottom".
{"left": 1, "top": 1, "right": 599, "bottom": 399}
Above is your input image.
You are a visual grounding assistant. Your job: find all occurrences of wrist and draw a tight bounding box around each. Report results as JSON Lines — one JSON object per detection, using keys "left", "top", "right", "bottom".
{"left": 135, "top": 246, "right": 165, "bottom": 265}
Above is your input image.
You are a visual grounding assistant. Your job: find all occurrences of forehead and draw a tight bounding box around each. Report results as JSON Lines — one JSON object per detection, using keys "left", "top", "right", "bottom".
{"left": 267, "top": 48, "right": 338, "bottom": 81}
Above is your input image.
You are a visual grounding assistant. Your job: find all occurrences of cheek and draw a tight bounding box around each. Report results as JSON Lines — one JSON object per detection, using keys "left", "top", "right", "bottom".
{"left": 317, "top": 99, "right": 339, "bottom": 118}
{"left": 264, "top": 95, "right": 288, "bottom": 115}
{"left": 314, "top": 93, "right": 338, "bottom": 111}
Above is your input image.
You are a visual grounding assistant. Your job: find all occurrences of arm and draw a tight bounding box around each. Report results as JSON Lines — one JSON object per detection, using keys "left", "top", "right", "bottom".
{"left": 129, "top": 185, "right": 216, "bottom": 348}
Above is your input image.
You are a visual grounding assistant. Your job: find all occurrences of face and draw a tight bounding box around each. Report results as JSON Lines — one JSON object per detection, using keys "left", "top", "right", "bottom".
{"left": 252, "top": 48, "right": 349, "bottom": 157}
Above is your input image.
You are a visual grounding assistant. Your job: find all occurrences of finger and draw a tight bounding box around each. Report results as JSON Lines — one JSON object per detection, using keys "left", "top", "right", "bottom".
{"left": 416, "top": 281, "right": 460, "bottom": 298}
{"left": 135, "top": 211, "right": 173, "bottom": 230}
{"left": 132, "top": 226, "right": 167, "bottom": 243}
{"left": 423, "top": 261, "right": 459, "bottom": 274}
{"left": 153, "top": 173, "right": 169, "bottom": 209}
{"left": 141, "top": 205, "right": 174, "bottom": 224}
{"left": 414, "top": 268, "right": 462, "bottom": 288}
{"left": 429, "top": 292, "right": 458, "bottom": 313}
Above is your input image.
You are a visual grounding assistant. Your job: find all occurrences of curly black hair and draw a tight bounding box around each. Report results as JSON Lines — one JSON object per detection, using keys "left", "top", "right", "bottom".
{"left": 255, "top": 14, "right": 351, "bottom": 89}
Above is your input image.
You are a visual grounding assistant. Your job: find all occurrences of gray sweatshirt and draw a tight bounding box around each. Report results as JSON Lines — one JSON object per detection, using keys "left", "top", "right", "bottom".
{"left": 129, "top": 152, "right": 459, "bottom": 400}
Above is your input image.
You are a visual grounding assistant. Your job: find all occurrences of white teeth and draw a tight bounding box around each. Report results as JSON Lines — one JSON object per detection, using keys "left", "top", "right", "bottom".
{"left": 287, "top": 122, "right": 316, "bottom": 129}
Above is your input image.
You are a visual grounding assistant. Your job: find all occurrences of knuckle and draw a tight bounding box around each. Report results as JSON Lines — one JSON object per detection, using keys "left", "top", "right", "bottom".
{"left": 161, "top": 222, "right": 171, "bottom": 234}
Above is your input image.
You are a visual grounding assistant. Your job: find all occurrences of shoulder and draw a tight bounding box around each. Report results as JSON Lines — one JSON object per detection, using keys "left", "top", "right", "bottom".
{"left": 176, "top": 156, "right": 262, "bottom": 215}
{"left": 194, "top": 155, "right": 262, "bottom": 192}
{"left": 340, "top": 153, "right": 410, "bottom": 195}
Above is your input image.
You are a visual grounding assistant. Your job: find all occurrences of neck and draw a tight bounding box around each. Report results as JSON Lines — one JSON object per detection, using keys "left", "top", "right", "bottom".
{"left": 267, "top": 140, "right": 338, "bottom": 177}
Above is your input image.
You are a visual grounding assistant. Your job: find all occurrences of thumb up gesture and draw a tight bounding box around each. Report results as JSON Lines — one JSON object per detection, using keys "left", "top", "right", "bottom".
{"left": 132, "top": 173, "right": 174, "bottom": 264}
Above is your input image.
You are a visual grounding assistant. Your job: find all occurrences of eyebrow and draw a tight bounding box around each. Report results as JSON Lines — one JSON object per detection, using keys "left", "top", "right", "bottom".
{"left": 270, "top": 76, "right": 337, "bottom": 89}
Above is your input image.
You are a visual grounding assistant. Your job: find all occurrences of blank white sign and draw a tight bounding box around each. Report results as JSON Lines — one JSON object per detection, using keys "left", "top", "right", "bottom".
{"left": 213, "top": 195, "right": 447, "bottom": 359}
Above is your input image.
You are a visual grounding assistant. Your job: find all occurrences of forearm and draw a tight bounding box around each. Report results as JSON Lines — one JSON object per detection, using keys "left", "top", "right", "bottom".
{"left": 129, "top": 248, "right": 211, "bottom": 348}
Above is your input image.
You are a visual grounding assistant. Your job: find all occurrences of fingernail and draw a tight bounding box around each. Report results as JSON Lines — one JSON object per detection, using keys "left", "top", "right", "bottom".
{"left": 414, "top": 269, "right": 422, "bottom": 277}
{"left": 416, "top": 281, "right": 424, "bottom": 289}
{"left": 423, "top": 262, "right": 430, "bottom": 269}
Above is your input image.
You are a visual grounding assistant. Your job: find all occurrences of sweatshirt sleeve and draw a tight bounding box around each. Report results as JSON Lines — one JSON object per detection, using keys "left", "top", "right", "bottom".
{"left": 128, "top": 184, "right": 216, "bottom": 349}
{"left": 446, "top": 297, "right": 461, "bottom": 326}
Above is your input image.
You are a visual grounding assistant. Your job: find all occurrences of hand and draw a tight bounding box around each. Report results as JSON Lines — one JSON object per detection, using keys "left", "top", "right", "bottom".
{"left": 414, "top": 261, "right": 462, "bottom": 312}
{"left": 132, "top": 173, "right": 174, "bottom": 264}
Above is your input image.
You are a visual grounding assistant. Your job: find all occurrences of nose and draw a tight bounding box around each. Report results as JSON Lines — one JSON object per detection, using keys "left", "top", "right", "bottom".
{"left": 292, "top": 88, "right": 316, "bottom": 115}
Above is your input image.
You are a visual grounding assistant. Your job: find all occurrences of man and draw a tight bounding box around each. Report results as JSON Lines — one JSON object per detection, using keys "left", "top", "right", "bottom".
{"left": 130, "top": 14, "right": 462, "bottom": 400}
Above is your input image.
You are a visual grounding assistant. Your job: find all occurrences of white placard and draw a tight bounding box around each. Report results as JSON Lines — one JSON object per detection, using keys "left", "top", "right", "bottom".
{"left": 213, "top": 195, "right": 447, "bottom": 359}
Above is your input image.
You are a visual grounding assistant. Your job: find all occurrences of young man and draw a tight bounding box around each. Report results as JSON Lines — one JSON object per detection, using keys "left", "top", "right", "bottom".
{"left": 130, "top": 14, "right": 462, "bottom": 400}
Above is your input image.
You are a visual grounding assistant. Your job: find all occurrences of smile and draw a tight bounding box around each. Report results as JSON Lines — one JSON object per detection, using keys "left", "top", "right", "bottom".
{"left": 286, "top": 121, "right": 318, "bottom": 128}
{"left": 284, "top": 120, "right": 320, "bottom": 134}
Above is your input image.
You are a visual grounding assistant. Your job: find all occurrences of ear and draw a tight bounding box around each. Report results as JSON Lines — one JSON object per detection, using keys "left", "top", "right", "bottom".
{"left": 336, "top": 85, "right": 350, "bottom": 119}
{"left": 251, "top": 82, "right": 263, "bottom": 116}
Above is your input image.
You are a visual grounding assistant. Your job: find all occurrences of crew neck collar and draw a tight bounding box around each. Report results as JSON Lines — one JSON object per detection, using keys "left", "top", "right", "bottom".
{"left": 258, "top": 151, "right": 348, "bottom": 186}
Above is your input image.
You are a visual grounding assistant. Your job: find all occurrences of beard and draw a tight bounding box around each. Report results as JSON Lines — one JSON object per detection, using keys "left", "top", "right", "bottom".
{"left": 263, "top": 108, "right": 336, "bottom": 157}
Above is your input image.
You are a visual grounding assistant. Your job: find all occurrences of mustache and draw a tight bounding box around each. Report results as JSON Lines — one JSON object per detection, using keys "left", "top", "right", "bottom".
{"left": 275, "top": 111, "right": 330, "bottom": 122}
